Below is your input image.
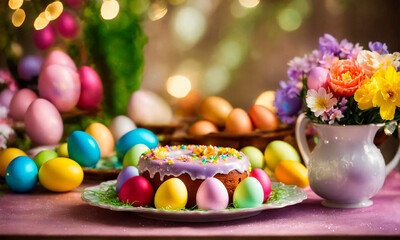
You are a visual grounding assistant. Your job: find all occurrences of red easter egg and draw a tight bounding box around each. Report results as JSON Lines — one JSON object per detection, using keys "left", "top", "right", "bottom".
{"left": 33, "top": 24, "right": 56, "bottom": 50}
{"left": 57, "top": 11, "right": 80, "bottom": 39}
{"left": 249, "top": 168, "right": 272, "bottom": 202}
{"left": 77, "top": 66, "right": 103, "bottom": 109}
{"left": 118, "top": 176, "right": 154, "bottom": 207}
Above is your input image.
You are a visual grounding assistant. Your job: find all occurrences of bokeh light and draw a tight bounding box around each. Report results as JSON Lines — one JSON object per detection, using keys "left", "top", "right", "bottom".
{"left": 230, "top": 1, "right": 251, "bottom": 18}
{"left": 255, "top": 91, "right": 276, "bottom": 112}
{"left": 277, "top": 8, "right": 302, "bottom": 32}
{"left": 45, "top": 1, "right": 64, "bottom": 21}
{"left": 11, "top": 8, "right": 25, "bottom": 27}
{"left": 167, "top": 75, "right": 192, "bottom": 98}
{"left": 216, "top": 39, "right": 245, "bottom": 70}
{"left": 148, "top": 1, "right": 168, "bottom": 21}
{"left": 8, "top": 0, "right": 23, "bottom": 10}
{"left": 101, "top": 0, "right": 120, "bottom": 20}
{"left": 238, "top": 0, "right": 260, "bottom": 8}
{"left": 173, "top": 6, "right": 206, "bottom": 49}
{"left": 201, "top": 65, "right": 230, "bottom": 95}
{"left": 34, "top": 12, "right": 50, "bottom": 30}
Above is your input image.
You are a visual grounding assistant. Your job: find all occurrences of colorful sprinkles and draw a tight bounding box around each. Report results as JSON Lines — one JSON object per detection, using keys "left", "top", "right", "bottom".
{"left": 142, "top": 145, "right": 246, "bottom": 166}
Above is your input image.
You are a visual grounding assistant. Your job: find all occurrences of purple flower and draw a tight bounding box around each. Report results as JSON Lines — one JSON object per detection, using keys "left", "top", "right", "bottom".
{"left": 327, "top": 108, "right": 344, "bottom": 124}
{"left": 319, "top": 33, "right": 340, "bottom": 56}
{"left": 348, "top": 43, "right": 363, "bottom": 59}
{"left": 368, "top": 41, "right": 389, "bottom": 55}
{"left": 339, "top": 39, "right": 353, "bottom": 58}
{"left": 274, "top": 80, "right": 303, "bottom": 124}
{"left": 318, "top": 52, "right": 338, "bottom": 69}
{"left": 339, "top": 97, "right": 347, "bottom": 112}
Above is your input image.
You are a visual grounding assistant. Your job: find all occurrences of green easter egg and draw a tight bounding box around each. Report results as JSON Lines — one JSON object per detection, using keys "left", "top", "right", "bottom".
{"left": 240, "top": 146, "right": 264, "bottom": 169}
{"left": 57, "top": 143, "right": 69, "bottom": 157}
{"left": 123, "top": 144, "right": 150, "bottom": 168}
{"left": 33, "top": 150, "right": 58, "bottom": 169}
{"left": 233, "top": 177, "right": 264, "bottom": 208}
{"left": 264, "top": 140, "right": 300, "bottom": 171}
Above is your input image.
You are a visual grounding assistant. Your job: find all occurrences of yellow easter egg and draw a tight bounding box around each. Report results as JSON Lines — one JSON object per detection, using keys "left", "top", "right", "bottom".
{"left": 57, "top": 142, "right": 69, "bottom": 157}
{"left": 0, "top": 148, "right": 27, "bottom": 177}
{"left": 85, "top": 122, "right": 115, "bottom": 157}
{"left": 154, "top": 178, "right": 188, "bottom": 210}
{"left": 264, "top": 140, "right": 300, "bottom": 171}
{"left": 275, "top": 160, "right": 309, "bottom": 188}
{"left": 39, "top": 157, "right": 84, "bottom": 192}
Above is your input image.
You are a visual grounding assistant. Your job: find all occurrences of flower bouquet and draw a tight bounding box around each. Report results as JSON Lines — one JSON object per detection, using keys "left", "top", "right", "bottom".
{"left": 275, "top": 34, "right": 400, "bottom": 208}
{"left": 274, "top": 33, "right": 400, "bottom": 129}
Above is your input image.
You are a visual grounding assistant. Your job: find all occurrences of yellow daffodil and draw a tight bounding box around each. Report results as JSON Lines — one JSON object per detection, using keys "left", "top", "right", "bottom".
{"left": 354, "top": 78, "right": 378, "bottom": 110}
{"left": 372, "top": 66, "right": 400, "bottom": 120}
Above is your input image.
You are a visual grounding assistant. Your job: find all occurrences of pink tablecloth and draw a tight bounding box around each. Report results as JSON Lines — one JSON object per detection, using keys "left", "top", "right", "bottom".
{"left": 1, "top": 170, "right": 400, "bottom": 238}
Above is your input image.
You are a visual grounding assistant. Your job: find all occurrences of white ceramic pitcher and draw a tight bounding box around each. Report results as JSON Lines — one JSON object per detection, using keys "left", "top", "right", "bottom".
{"left": 295, "top": 113, "right": 400, "bottom": 208}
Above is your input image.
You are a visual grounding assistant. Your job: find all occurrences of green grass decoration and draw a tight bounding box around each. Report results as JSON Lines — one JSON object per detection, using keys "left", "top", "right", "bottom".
{"left": 81, "top": 0, "right": 148, "bottom": 117}
{"left": 82, "top": 182, "right": 295, "bottom": 211}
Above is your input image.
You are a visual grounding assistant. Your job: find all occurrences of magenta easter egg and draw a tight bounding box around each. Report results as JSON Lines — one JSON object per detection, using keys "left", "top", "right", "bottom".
{"left": 24, "top": 99, "right": 63, "bottom": 145}
{"left": 196, "top": 178, "right": 229, "bottom": 210}
{"left": 0, "top": 89, "right": 15, "bottom": 109}
{"left": 18, "top": 55, "right": 43, "bottom": 80}
{"left": 38, "top": 64, "right": 81, "bottom": 112}
{"left": 118, "top": 176, "right": 154, "bottom": 207}
{"left": 307, "top": 67, "right": 329, "bottom": 91}
{"left": 33, "top": 24, "right": 56, "bottom": 50}
{"left": 57, "top": 11, "right": 80, "bottom": 39}
{"left": 249, "top": 168, "right": 272, "bottom": 202}
{"left": 41, "top": 50, "right": 77, "bottom": 71}
{"left": 77, "top": 66, "right": 103, "bottom": 109}
{"left": 9, "top": 89, "right": 38, "bottom": 121}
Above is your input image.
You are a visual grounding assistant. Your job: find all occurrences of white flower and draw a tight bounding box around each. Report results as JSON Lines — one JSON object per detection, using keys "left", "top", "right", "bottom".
{"left": 357, "top": 50, "right": 400, "bottom": 77}
{"left": 306, "top": 88, "right": 337, "bottom": 117}
{"left": 0, "top": 123, "right": 14, "bottom": 139}
{"left": 0, "top": 106, "right": 8, "bottom": 119}
{"left": 357, "top": 50, "right": 383, "bottom": 77}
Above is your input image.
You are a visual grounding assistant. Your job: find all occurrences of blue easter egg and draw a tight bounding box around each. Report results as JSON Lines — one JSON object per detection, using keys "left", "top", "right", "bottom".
{"left": 116, "top": 128, "right": 158, "bottom": 159}
{"left": 116, "top": 166, "right": 139, "bottom": 192}
{"left": 5, "top": 156, "right": 38, "bottom": 193}
{"left": 278, "top": 95, "right": 302, "bottom": 116}
{"left": 68, "top": 131, "right": 100, "bottom": 167}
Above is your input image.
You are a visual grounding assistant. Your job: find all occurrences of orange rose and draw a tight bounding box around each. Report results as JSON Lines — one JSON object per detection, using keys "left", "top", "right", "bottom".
{"left": 328, "top": 59, "right": 365, "bottom": 97}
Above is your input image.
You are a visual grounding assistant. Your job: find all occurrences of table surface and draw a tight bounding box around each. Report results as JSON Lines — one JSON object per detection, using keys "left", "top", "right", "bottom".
{"left": 1, "top": 170, "right": 400, "bottom": 239}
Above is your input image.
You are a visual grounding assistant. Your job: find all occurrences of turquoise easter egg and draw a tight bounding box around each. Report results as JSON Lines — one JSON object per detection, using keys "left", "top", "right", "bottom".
{"left": 68, "top": 131, "right": 100, "bottom": 167}
{"left": 5, "top": 156, "right": 38, "bottom": 193}
{"left": 233, "top": 177, "right": 264, "bottom": 208}
{"left": 116, "top": 128, "right": 158, "bottom": 159}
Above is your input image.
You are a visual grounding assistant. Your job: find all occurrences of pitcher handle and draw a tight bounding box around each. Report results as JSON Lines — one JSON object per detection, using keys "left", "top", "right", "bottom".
{"left": 385, "top": 141, "right": 400, "bottom": 176}
{"left": 295, "top": 113, "right": 311, "bottom": 168}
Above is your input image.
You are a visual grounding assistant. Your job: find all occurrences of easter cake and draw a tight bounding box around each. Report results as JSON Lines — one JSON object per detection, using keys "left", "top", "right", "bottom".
{"left": 137, "top": 145, "right": 250, "bottom": 207}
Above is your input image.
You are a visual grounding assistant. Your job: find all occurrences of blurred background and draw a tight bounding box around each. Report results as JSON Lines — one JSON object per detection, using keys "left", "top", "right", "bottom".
{"left": 140, "top": 0, "right": 400, "bottom": 110}
{"left": 2, "top": 0, "right": 400, "bottom": 112}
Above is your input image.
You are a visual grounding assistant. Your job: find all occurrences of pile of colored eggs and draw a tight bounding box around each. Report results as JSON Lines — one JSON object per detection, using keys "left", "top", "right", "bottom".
{"left": 241, "top": 141, "right": 309, "bottom": 188}
{"left": 115, "top": 167, "right": 272, "bottom": 210}
{"left": 11, "top": 50, "right": 104, "bottom": 146}
{"left": 0, "top": 147, "right": 84, "bottom": 193}
{"left": 188, "top": 96, "right": 279, "bottom": 135}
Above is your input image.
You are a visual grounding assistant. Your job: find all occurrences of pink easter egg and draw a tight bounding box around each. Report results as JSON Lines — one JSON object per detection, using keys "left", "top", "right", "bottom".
{"left": 77, "top": 66, "right": 103, "bottom": 109}
{"left": 41, "top": 50, "right": 77, "bottom": 72}
{"left": 307, "top": 67, "right": 329, "bottom": 91}
{"left": 24, "top": 98, "right": 63, "bottom": 145}
{"left": 118, "top": 176, "right": 154, "bottom": 207}
{"left": 196, "top": 178, "right": 229, "bottom": 210}
{"left": 9, "top": 89, "right": 38, "bottom": 121}
{"left": 33, "top": 24, "right": 56, "bottom": 50}
{"left": 249, "top": 168, "right": 272, "bottom": 202}
{"left": 38, "top": 64, "right": 81, "bottom": 112}
{"left": 0, "top": 89, "right": 16, "bottom": 109}
{"left": 57, "top": 11, "right": 80, "bottom": 39}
